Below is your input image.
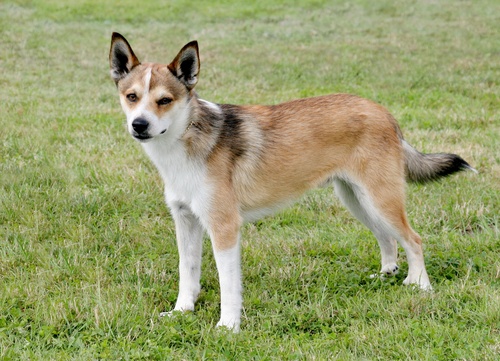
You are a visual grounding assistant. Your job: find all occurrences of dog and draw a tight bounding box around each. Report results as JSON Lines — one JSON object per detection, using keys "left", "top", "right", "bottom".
{"left": 109, "top": 32, "right": 475, "bottom": 331}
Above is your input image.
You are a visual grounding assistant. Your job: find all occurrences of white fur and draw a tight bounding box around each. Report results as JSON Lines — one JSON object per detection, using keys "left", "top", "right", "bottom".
{"left": 211, "top": 240, "right": 242, "bottom": 332}
{"left": 199, "top": 98, "right": 221, "bottom": 113}
{"left": 170, "top": 201, "right": 205, "bottom": 313}
{"left": 143, "top": 139, "right": 209, "bottom": 212}
{"left": 143, "top": 67, "right": 152, "bottom": 90}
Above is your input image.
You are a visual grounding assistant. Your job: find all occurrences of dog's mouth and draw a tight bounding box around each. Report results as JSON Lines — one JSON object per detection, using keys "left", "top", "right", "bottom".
{"left": 132, "top": 133, "right": 153, "bottom": 142}
{"left": 132, "top": 129, "right": 167, "bottom": 142}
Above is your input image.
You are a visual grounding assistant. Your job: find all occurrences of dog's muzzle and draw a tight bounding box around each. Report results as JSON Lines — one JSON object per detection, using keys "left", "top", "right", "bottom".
{"left": 131, "top": 117, "right": 151, "bottom": 140}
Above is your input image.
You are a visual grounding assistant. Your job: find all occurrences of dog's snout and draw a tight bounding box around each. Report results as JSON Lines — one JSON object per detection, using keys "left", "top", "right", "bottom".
{"left": 132, "top": 118, "right": 149, "bottom": 134}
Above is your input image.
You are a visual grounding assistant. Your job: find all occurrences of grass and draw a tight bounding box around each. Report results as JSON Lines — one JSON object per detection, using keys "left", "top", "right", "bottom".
{"left": 0, "top": 0, "right": 499, "bottom": 359}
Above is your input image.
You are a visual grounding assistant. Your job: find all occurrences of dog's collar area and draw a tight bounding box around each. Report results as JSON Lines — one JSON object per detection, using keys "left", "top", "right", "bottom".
{"left": 182, "top": 120, "right": 195, "bottom": 138}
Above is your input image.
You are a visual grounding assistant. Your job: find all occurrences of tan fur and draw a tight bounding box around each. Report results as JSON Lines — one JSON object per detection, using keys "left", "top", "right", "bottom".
{"left": 227, "top": 95, "right": 404, "bottom": 213}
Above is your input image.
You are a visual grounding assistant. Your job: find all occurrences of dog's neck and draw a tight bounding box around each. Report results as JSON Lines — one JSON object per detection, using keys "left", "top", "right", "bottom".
{"left": 181, "top": 118, "right": 195, "bottom": 138}
{"left": 181, "top": 96, "right": 224, "bottom": 159}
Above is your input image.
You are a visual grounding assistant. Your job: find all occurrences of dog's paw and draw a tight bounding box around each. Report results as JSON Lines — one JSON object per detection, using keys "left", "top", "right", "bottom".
{"left": 216, "top": 318, "right": 240, "bottom": 333}
{"left": 369, "top": 263, "right": 399, "bottom": 279}
{"left": 381, "top": 263, "right": 399, "bottom": 277}
{"left": 159, "top": 307, "right": 193, "bottom": 318}
{"left": 403, "top": 269, "right": 432, "bottom": 291}
{"left": 403, "top": 275, "right": 433, "bottom": 291}
{"left": 159, "top": 310, "right": 176, "bottom": 318}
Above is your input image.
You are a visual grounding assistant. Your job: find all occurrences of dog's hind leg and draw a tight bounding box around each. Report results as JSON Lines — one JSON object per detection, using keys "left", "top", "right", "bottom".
{"left": 335, "top": 175, "right": 431, "bottom": 290}
{"left": 333, "top": 178, "right": 399, "bottom": 277}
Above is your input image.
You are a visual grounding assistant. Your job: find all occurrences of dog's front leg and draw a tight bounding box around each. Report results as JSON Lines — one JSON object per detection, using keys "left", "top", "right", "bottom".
{"left": 169, "top": 201, "right": 204, "bottom": 313}
{"left": 208, "top": 211, "right": 243, "bottom": 332}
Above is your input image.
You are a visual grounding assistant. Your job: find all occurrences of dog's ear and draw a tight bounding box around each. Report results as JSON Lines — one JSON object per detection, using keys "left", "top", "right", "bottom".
{"left": 109, "top": 32, "right": 140, "bottom": 85}
{"left": 168, "top": 41, "right": 200, "bottom": 90}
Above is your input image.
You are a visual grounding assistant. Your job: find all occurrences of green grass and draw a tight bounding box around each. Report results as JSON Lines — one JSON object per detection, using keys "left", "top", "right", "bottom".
{"left": 1, "top": 0, "right": 499, "bottom": 359}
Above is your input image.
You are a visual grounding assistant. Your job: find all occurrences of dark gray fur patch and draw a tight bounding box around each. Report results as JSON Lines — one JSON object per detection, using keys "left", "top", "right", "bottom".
{"left": 403, "top": 140, "right": 473, "bottom": 183}
{"left": 218, "top": 104, "right": 246, "bottom": 161}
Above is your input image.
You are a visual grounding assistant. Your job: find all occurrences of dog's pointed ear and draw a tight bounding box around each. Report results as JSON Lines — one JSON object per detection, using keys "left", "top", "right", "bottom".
{"left": 109, "top": 32, "right": 140, "bottom": 85}
{"left": 168, "top": 41, "right": 200, "bottom": 90}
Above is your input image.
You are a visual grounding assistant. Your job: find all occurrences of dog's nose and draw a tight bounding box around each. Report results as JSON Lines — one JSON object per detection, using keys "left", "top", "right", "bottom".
{"left": 132, "top": 118, "right": 149, "bottom": 134}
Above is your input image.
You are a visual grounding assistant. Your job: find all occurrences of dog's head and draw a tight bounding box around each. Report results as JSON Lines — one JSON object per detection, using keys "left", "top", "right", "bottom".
{"left": 109, "top": 33, "right": 199, "bottom": 142}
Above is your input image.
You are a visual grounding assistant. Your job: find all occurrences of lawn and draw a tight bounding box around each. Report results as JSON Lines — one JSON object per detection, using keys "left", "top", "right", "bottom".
{"left": 0, "top": 0, "right": 499, "bottom": 359}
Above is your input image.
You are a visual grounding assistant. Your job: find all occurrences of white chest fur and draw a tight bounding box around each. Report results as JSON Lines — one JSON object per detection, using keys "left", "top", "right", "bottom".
{"left": 141, "top": 138, "right": 212, "bottom": 223}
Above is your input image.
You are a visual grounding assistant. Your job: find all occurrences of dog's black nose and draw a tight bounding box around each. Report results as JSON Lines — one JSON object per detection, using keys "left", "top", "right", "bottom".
{"left": 132, "top": 118, "right": 149, "bottom": 134}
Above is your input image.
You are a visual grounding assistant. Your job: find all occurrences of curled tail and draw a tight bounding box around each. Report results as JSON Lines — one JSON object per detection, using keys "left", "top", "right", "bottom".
{"left": 402, "top": 140, "right": 477, "bottom": 183}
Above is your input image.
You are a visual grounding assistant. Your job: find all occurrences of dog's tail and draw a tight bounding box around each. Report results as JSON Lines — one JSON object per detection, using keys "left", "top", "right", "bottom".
{"left": 402, "top": 140, "right": 477, "bottom": 183}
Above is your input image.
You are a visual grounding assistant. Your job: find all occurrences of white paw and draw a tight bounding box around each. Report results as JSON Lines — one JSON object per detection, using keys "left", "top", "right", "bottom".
{"left": 381, "top": 263, "right": 399, "bottom": 276}
{"left": 216, "top": 318, "right": 240, "bottom": 333}
{"left": 159, "top": 305, "right": 194, "bottom": 318}
{"left": 369, "top": 263, "right": 399, "bottom": 279}
{"left": 403, "top": 274, "right": 433, "bottom": 291}
{"left": 159, "top": 310, "right": 181, "bottom": 318}
{"left": 159, "top": 310, "right": 184, "bottom": 318}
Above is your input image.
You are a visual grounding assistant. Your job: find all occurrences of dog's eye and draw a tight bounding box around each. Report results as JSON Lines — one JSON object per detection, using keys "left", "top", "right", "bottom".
{"left": 157, "top": 97, "right": 172, "bottom": 106}
{"left": 126, "top": 93, "right": 137, "bottom": 102}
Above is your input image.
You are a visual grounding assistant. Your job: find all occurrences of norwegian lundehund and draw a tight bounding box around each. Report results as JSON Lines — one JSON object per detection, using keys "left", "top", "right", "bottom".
{"left": 109, "top": 33, "right": 475, "bottom": 331}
